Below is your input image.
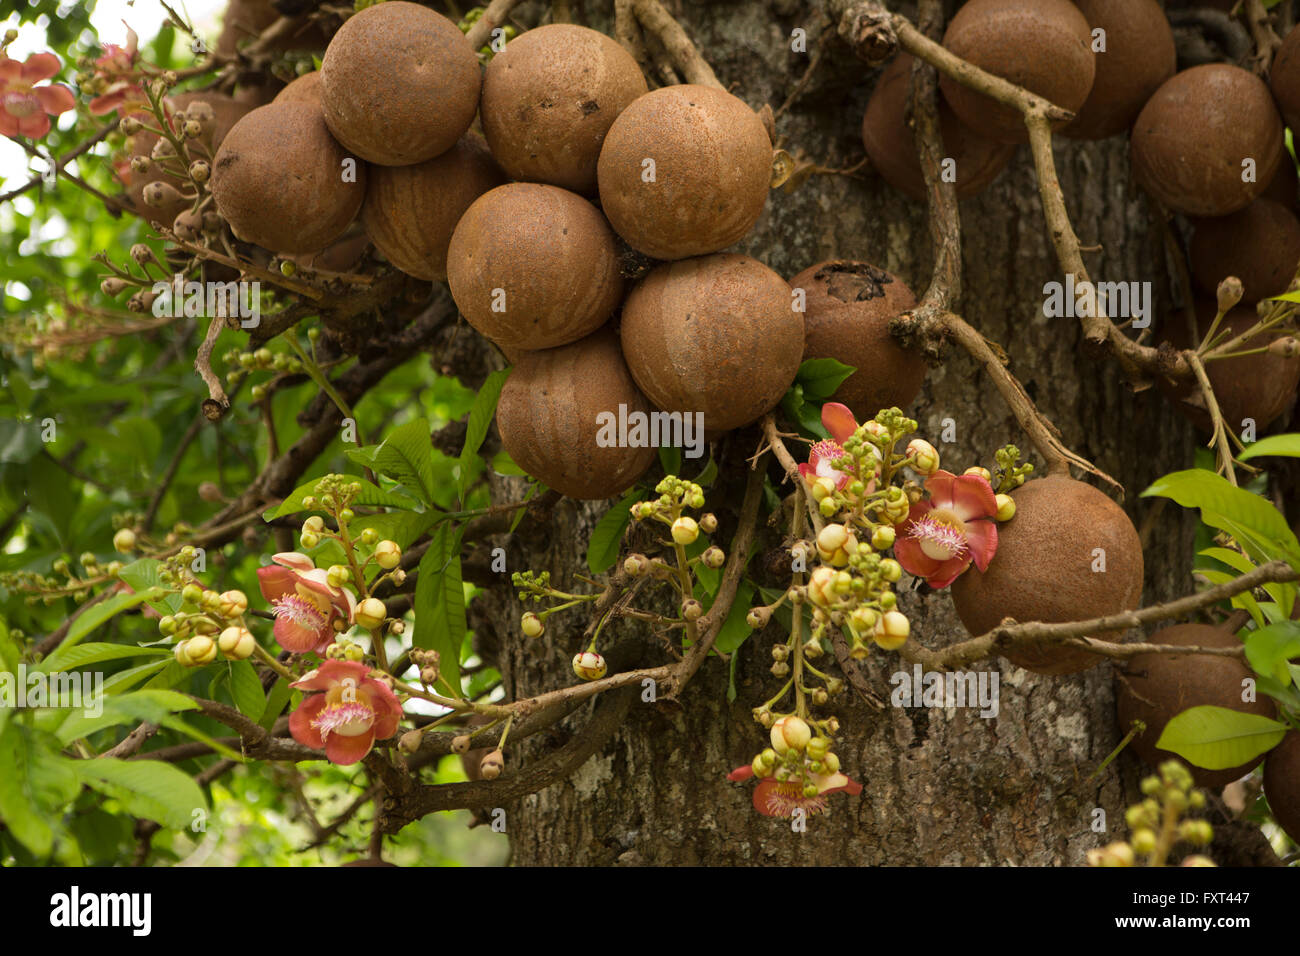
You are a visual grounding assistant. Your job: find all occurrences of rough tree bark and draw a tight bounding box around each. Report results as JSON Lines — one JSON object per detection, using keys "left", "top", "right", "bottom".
{"left": 439, "top": 0, "right": 1240, "bottom": 866}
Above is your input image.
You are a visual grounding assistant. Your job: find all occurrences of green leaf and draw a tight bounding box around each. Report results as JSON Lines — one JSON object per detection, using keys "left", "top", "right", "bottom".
{"left": 56, "top": 689, "right": 198, "bottom": 745}
{"left": 1238, "top": 433, "right": 1300, "bottom": 461}
{"left": 587, "top": 491, "right": 639, "bottom": 574}
{"left": 781, "top": 387, "right": 827, "bottom": 439}
{"left": 713, "top": 581, "right": 756, "bottom": 654}
{"left": 693, "top": 454, "right": 719, "bottom": 489}
{"left": 263, "top": 476, "right": 420, "bottom": 520}
{"left": 658, "top": 444, "right": 682, "bottom": 476}
{"left": 1142, "top": 469, "right": 1300, "bottom": 567}
{"left": 1155, "top": 705, "right": 1288, "bottom": 770}
{"left": 1196, "top": 568, "right": 1264, "bottom": 627}
{"left": 228, "top": 660, "right": 266, "bottom": 722}
{"left": 39, "top": 641, "right": 170, "bottom": 675}
{"left": 795, "top": 357, "right": 857, "bottom": 402}
{"left": 116, "top": 558, "right": 181, "bottom": 617}
{"left": 260, "top": 677, "right": 292, "bottom": 731}
{"left": 1243, "top": 622, "right": 1300, "bottom": 686}
{"left": 74, "top": 757, "right": 208, "bottom": 831}
{"left": 0, "top": 726, "right": 54, "bottom": 857}
{"left": 458, "top": 369, "right": 509, "bottom": 505}
{"left": 366, "top": 417, "right": 437, "bottom": 505}
{"left": 414, "top": 522, "right": 467, "bottom": 693}
{"left": 490, "top": 449, "right": 526, "bottom": 476}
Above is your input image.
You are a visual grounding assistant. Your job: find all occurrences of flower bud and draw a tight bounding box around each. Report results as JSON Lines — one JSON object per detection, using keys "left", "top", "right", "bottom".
{"left": 806, "top": 737, "right": 830, "bottom": 761}
{"left": 479, "top": 749, "right": 505, "bottom": 780}
{"left": 218, "top": 625, "right": 249, "bottom": 654}
{"left": 1088, "top": 842, "right": 1135, "bottom": 867}
{"left": 752, "top": 755, "right": 773, "bottom": 778}
{"left": 420, "top": 665, "right": 439, "bottom": 685}
{"left": 1130, "top": 828, "right": 1157, "bottom": 855}
{"left": 185, "top": 634, "right": 217, "bottom": 665}
{"left": 218, "top": 589, "right": 248, "bottom": 618}
{"left": 746, "top": 606, "right": 771, "bottom": 629}
{"left": 806, "top": 566, "right": 836, "bottom": 607}
{"left": 188, "top": 159, "right": 210, "bottom": 183}
{"left": 101, "top": 277, "right": 130, "bottom": 297}
{"left": 326, "top": 564, "right": 350, "bottom": 589}
{"left": 142, "top": 180, "right": 184, "bottom": 208}
{"left": 299, "top": 530, "right": 319, "bottom": 549}
{"left": 520, "top": 612, "right": 544, "bottom": 638}
{"left": 1268, "top": 336, "right": 1300, "bottom": 358}
{"left": 112, "top": 528, "right": 137, "bottom": 553}
{"left": 451, "top": 735, "right": 472, "bottom": 754}
{"left": 303, "top": 515, "right": 326, "bottom": 533}
{"left": 701, "top": 546, "right": 725, "bottom": 569}
{"left": 181, "top": 583, "right": 203, "bottom": 605}
{"left": 699, "top": 513, "right": 718, "bottom": 533}
{"left": 871, "top": 525, "right": 895, "bottom": 550}
{"left": 880, "top": 558, "right": 902, "bottom": 582}
{"left": 1180, "top": 819, "right": 1213, "bottom": 846}
{"left": 907, "top": 438, "right": 940, "bottom": 476}
{"left": 374, "top": 540, "right": 401, "bottom": 569}
{"left": 391, "top": 568, "right": 407, "bottom": 586}
{"left": 819, "top": 496, "right": 839, "bottom": 518}
{"left": 816, "top": 523, "right": 858, "bottom": 567}
{"left": 399, "top": 729, "right": 423, "bottom": 754}
{"left": 572, "top": 650, "right": 607, "bottom": 681}
{"left": 770, "top": 714, "right": 812, "bottom": 754}
{"left": 355, "top": 597, "right": 386, "bottom": 630}
{"left": 343, "top": 642, "right": 365, "bottom": 662}
{"left": 963, "top": 466, "right": 991, "bottom": 482}
{"left": 681, "top": 598, "right": 703, "bottom": 622}
{"left": 873, "top": 610, "right": 910, "bottom": 650}
{"left": 995, "top": 494, "right": 1016, "bottom": 522}
{"left": 174, "top": 640, "right": 193, "bottom": 666}
{"left": 623, "top": 553, "right": 648, "bottom": 577}
{"left": 770, "top": 660, "right": 790, "bottom": 677}
{"left": 671, "top": 516, "right": 699, "bottom": 545}
{"left": 1216, "top": 275, "right": 1244, "bottom": 314}
{"left": 848, "top": 606, "right": 878, "bottom": 635}
{"left": 1181, "top": 855, "right": 1216, "bottom": 867}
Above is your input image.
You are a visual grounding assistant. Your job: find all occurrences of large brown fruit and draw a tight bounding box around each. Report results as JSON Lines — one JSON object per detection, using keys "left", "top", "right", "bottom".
{"left": 320, "top": 1, "right": 480, "bottom": 166}
{"left": 1262, "top": 145, "right": 1299, "bottom": 208}
{"left": 1263, "top": 731, "right": 1300, "bottom": 842}
{"left": 1189, "top": 199, "right": 1300, "bottom": 303}
{"left": 1063, "top": 0, "right": 1175, "bottom": 140}
{"left": 789, "top": 260, "right": 926, "bottom": 420}
{"left": 939, "top": 0, "right": 1095, "bottom": 144}
{"left": 273, "top": 71, "right": 322, "bottom": 107}
{"left": 620, "top": 254, "right": 801, "bottom": 433}
{"left": 860, "top": 54, "right": 1015, "bottom": 201}
{"left": 127, "top": 92, "right": 251, "bottom": 228}
{"left": 211, "top": 101, "right": 365, "bottom": 254}
{"left": 1132, "top": 65, "right": 1283, "bottom": 217}
{"left": 362, "top": 135, "right": 506, "bottom": 282}
{"left": 447, "top": 183, "right": 623, "bottom": 351}
{"left": 481, "top": 24, "right": 647, "bottom": 194}
{"left": 597, "top": 85, "right": 771, "bottom": 260}
{"left": 1116, "top": 623, "right": 1276, "bottom": 788}
{"left": 1160, "top": 300, "right": 1300, "bottom": 434}
{"left": 1271, "top": 25, "right": 1300, "bottom": 133}
{"left": 950, "top": 475, "right": 1144, "bottom": 675}
{"left": 495, "top": 329, "right": 658, "bottom": 500}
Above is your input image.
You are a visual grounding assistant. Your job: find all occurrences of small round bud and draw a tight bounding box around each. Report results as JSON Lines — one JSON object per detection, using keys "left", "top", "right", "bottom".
{"left": 906, "top": 438, "right": 940, "bottom": 476}
{"left": 805, "top": 566, "right": 836, "bottom": 607}
{"left": 623, "top": 553, "right": 648, "bottom": 577}
{"left": 1130, "top": 829, "right": 1157, "bottom": 855}
{"left": 451, "top": 735, "right": 471, "bottom": 754}
{"left": 326, "top": 564, "right": 350, "bottom": 589}
{"left": 299, "top": 530, "right": 319, "bottom": 549}
{"left": 1216, "top": 275, "right": 1244, "bottom": 314}
{"left": 770, "top": 661, "right": 790, "bottom": 677}
{"left": 419, "top": 665, "right": 440, "bottom": 685}
{"left": 399, "top": 729, "right": 424, "bottom": 754}
{"left": 699, "top": 513, "right": 718, "bottom": 533}
{"left": 355, "top": 597, "right": 386, "bottom": 630}
{"left": 218, "top": 589, "right": 248, "bottom": 618}
{"left": 701, "top": 545, "right": 725, "bottom": 569}
{"left": 100, "top": 277, "right": 129, "bottom": 297}
{"left": 188, "top": 159, "right": 210, "bottom": 183}
{"left": 374, "top": 540, "right": 401, "bottom": 569}
{"left": 873, "top": 610, "right": 910, "bottom": 650}
{"left": 681, "top": 598, "right": 703, "bottom": 621}
{"left": 572, "top": 650, "right": 607, "bottom": 681}
{"left": 671, "top": 516, "right": 699, "bottom": 545}
{"left": 1181, "top": 855, "right": 1216, "bottom": 868}
{"left": 343, "top": 643, "right": 365, "bottom": 662}
{"left": 871, "top": 525, "right": 896, "bottom": 550}
{"left": 218, "top": 625, "right": 249, "bottom": 655}
{"left": 770, "top": 714, "right": 812, "bottom": 754}
{"left": 359, "top": 527, "right": 380, "bottom": 547}
{"left": 303, "top": 515, "right": 326, "bottom": 534}
{"left": 181, "top": 583, "right": 203, "bottom": 606}
{"left": 879, "top": 558, "right": 902, "bottom": 582}
{"left": 746, "top": 606, "right": 771, "bottom": 629}
{"left": 963, "top": 466, "right": 992, "bottom": 482}
{"left": 142, "top": 180, "right": 183, "bottom": 208}
{"left": 185, "top": 634, "right": 217, "bottom": 665}
{"left": 198, "top": 481, "right": 223, "bottom": 503}
{"left": 1267, "top": 336, "right": 1300, "bottom": 359}
{"left": 479, "top": 749, "right": 505, "bottom": 780}
{"left": 173, "top": 640, "right": 193, "bottom": 666}
{"left": 112, "top": 528, "right": 137, "bottom": 553}
{"left": 994, "top": 494, "right": 1016, "bottom": 522}
{"left": 520, "top": 612, "right": 544, "bottom": 638}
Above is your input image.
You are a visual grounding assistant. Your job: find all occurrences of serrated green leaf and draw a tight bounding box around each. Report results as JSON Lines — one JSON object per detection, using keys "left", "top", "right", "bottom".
{"left": 1155, "top": 705, "right": 1288, "bottom": 770}
{"left": 587, "top": 491, "right": 639, "bottom": 574}
{"left": 74, "top": 757, "right": 208, "bottom": 831}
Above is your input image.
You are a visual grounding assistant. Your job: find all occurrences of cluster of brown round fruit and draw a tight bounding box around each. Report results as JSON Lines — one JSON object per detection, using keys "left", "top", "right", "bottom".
{"left": 862, "top": 0, "right": 1300, "bottom": 432}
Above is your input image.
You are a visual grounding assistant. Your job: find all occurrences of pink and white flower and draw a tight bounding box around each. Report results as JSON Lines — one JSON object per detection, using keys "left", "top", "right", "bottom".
{"left": 0, "top": 52, "right": 75, "bottom": 140}
{"left": 289, "top": 660, "right": 403, "bottom": 765}
{"left": 87, "top": 26, "right": 147, "bottom": 118}
{"left": 256, "top": 552, "right": 357, "bottom": 655}
{"left": 727, "top": 763, "right": 863, "bottom": 818}
{"left": 893, "top": 469, "right": 999, "bottom": 589}
{"left": 798, "top": 402, "right": 875, "bottom": 491}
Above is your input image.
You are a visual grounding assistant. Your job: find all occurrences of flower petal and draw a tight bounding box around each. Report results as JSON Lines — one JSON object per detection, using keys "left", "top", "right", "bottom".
{"left": 964, "top": 518, "right": 998, "bottom": 572}
{"left": 16, "top": 111, "right": 51, "bottom": 139}
{"left": 921, "top": 470, "right": 958, "bottom": 510}
{"left": 21, "top": 52, "right": 61, "bottom": 83}
{"left": 273, "top": 551, "right": 316, "bottom": 572}
{"left": 926, "top": 555, "right": 973, "bottom": 590}
{"left": 894, "top": 534, "right": 941, "bottom": 580}
{"left": 365, "top": 679, "right": 404, "bottom": 740}
{"left": 950, "top": 474, "right": 998, "bottom": 522}
{"left": 324, "top": 728, "right": 375, "bottom": 765}
{"left": 289, "top": 693, "right": 328, "bottom": 749}
{"left": 292, "top": 659, "right": 370, "bottom": 690}
{"left": 727, "top": 764, "right": 755, "bottom": 783}
{"left": 821, "top": 402, "right": 858, "bottom": 445}
{"left": 256, "top": 564, "right": 295, "bottom": 603}
{"left": 273, "top": 612, "right": 326, "bottom": 653}
{"left": 812, "top": 771, "right": 863, "bottom": 796}
{"left": 34, "top": 83, "right": 75, "bottom": 117}
{"left": 88, "top": 91, "right": 126, "bottom": 115}
{"left": 0, "top": 58, "right": 21, "bottom": 83}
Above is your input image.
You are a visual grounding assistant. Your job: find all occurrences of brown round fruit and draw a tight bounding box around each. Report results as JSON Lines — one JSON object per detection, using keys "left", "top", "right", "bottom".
{"left": 597, "top": 84, "right": 771, "bottom": 260}
{"left": 1263, "top": 731, "right": 1300, "bottom": 842}
{"left": 1116, "top": 623, "right": 1277, "bottom": 788}
{"left": 789, "top": 260, "right": 927, "bottom": 420}
{"left": 861, "top": 54, "right": 1015, "bottom": 201}
{"left": 1159, "top": 300, "right": 1300, "bottom": 434}
{"left": 1062, "top": 0, "right": 1175, "bottom": 140}
{"left": 939, "top": 0, "right": 1095, "bottom": 144}
{"left": 211, "top": 101, "right": 365, "bottom": 254}
{"left": 446, "top": 183, "right": 623, "bottom": 350}
{"left": 1132, "top": 64, "right": 1283, "bottom": 217}
{"left": 362, "top": 134, "right": 506, "bottom": 282}
{"left": 1271, "top": 25, "right": 1300, "bottom": 133}
{"left": 481, "top": 24, "right": 648, "bottom": 194}
{"left": 950, "top": 475, "right": 1144, "bottom": 675}
{"left": 320, "top": 1, "right": 480, "bottom": 166}
{"left": 1189, "top": 199, "right": 1300, "bottom": 303}
{"left": 495, "top": 328, "right": 658, "bottom": 500}
{"left": 620, "top": 253, "right": 801, "bottom": 433}
{"left": 127, "top": 91, "right": 251, "bottom": 227}
{"left": 273, "top": 71, "right": 322, "bottom": 107}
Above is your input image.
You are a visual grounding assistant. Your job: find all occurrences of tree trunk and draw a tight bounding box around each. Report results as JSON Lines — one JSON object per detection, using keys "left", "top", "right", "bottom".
{"left": 472, "top": 0, "right": 1217, "bottom": 865}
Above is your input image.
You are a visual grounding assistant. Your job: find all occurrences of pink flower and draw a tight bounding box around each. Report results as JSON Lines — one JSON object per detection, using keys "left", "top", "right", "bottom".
{"left": 727, "top": 763, "right": 863, "bottom": 818}
{"left": 799, "top": 402, "right": 877, "bottom": 491}
{"left": 256, "top": 552, "right": 357, "bottom": 655}
{"left": 894, "top": 470, "right": 999, "bottom": 589}
{"left": 87, "top": 26, "right": 146, "bottom": 117}
{"left": 0, "top": 52, "right": 76, "bottom": 140}
{"left": 289, "top": 660, "right": 403, "bottom": 765}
